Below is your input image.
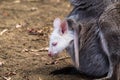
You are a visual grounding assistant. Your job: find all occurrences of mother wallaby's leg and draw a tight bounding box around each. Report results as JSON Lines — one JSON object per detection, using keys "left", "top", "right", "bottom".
{"left": 99, "top": 31, "right": 113, "bottom": 79}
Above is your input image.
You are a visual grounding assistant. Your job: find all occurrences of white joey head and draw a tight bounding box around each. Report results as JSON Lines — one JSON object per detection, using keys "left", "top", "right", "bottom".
{"left": 48, "top": 18, "right": 74, "bottom": 57}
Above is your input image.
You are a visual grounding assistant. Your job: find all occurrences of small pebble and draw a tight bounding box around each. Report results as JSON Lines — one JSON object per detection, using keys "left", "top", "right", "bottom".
{"left": 0, "top": 61, "right": 4, "bottom": 67}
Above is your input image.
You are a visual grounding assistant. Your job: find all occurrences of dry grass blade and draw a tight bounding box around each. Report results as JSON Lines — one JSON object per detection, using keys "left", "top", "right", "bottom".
{"left": 3, "top": 77, "right": 11, "bottom": 80}
{"left": 23, "top": 47, "right": 48, "bottom": 52}
{"left": 46, "top": 56, "right": 70, "bottom": 65}
{"left": 0, "top": 29, "right": 8, "bottom": 35}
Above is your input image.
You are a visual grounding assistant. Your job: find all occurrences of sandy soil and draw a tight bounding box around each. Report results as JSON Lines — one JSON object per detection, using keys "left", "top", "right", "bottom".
{"left": 0, "top": 0, "right": 95, "bottom": 80}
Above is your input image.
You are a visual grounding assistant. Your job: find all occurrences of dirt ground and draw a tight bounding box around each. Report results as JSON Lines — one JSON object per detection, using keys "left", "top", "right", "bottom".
{"left": 0, "top": 0, "right": 87, "bottom": 80}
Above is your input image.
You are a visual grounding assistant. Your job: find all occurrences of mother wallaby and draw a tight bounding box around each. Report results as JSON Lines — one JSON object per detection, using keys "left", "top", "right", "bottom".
{"left": 67, "top": 0, "right": 120, "bottom": 80}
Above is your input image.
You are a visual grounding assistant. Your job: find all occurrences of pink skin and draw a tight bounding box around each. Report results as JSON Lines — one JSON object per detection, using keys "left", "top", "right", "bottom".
{"left": 48, "top": 18, "right": 74, "bottom": 57}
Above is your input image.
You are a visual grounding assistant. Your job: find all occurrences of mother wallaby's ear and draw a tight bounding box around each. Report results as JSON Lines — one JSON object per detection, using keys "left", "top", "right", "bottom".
{"left": 66, "top": 19, "right": 75, "bottom": 30}
{"left": 67, "top": 18, "right": 81, "bottom": 35}
{"left": 53, "top": 18, "right": 61, "bottom": 29}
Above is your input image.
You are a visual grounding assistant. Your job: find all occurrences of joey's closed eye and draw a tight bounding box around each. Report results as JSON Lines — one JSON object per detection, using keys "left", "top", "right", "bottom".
{"left": 52, "top": 42, "right": 57, "bottom": 46}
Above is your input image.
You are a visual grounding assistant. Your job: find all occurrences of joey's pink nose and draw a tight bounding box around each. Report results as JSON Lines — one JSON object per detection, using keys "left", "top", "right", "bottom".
{"left": 48, "top": 52, "right": 53, "bottom": 57}
{"left": 48, "top": 53, "right": 52, "bottom": 57}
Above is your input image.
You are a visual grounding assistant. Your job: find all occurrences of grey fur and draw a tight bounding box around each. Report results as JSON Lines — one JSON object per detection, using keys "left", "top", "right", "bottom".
{"left": 66, "top": 0, "right": 120, "bottom": 79}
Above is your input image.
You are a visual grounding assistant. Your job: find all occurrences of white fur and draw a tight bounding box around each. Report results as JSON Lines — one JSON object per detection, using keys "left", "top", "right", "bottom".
{"left": 49, "top": 23, "right": 74, "bottom": 56}
{"left": 53, "top": 18, "right": 61, "bottom": 29}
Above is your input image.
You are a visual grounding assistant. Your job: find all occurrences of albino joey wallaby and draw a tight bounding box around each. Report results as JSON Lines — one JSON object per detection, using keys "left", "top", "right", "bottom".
{"left": 48, "top": 18, "right": 74, "bottom": 57}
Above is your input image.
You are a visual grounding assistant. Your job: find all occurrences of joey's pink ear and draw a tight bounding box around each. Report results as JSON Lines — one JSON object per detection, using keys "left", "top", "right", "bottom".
{"left": 53, "top": 18, "right": 61, "bottom": 29}
{"left": 60, "top": 20, "right": 68, "bottom": 34}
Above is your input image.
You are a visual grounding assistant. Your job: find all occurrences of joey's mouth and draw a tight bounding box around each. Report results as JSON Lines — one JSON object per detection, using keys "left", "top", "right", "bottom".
{"left": 48, "top": 51, "right": 58, "bottom": 57}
